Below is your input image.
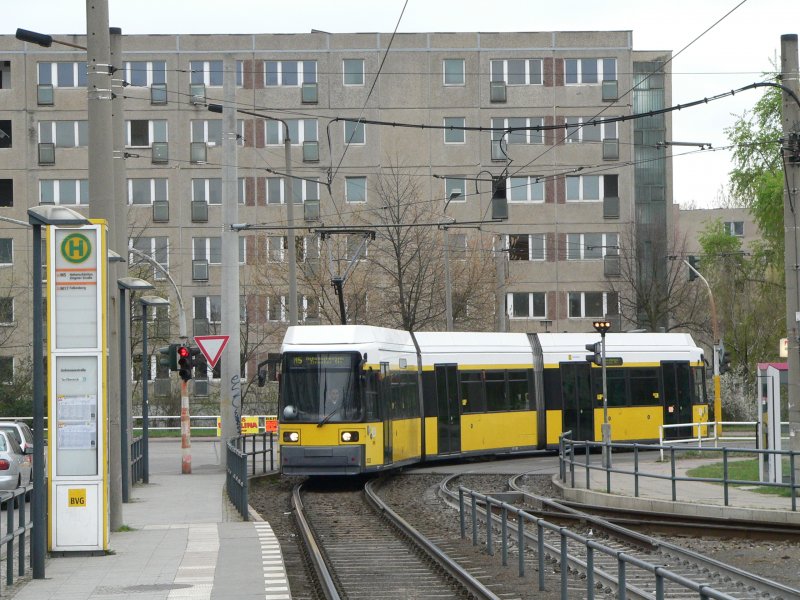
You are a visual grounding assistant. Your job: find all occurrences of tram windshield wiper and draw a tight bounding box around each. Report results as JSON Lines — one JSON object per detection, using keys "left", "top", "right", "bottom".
{"left": 317, "top": 402, "right": 341, "bottom": 427}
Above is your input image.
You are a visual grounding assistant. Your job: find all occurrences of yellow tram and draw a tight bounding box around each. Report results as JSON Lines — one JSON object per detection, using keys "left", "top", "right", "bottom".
{"left": 277, "top": 325, "right": 708, "bottom": 475}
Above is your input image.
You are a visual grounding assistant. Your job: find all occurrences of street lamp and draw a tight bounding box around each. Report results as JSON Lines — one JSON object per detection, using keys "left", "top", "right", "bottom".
{"left": 28, "top": 205, "right": 90, "bottom": 579}
{"left": 592, "top": 319, "right": 612, "bottom": 469}
{"left": 117, "top": 278, "right": 154, "bottom": 501}
{"left": 139, "top": 295, "right": 170, "bottom": 484}
{"left": 442, "top": 191, "right": 461, "bottom": 331}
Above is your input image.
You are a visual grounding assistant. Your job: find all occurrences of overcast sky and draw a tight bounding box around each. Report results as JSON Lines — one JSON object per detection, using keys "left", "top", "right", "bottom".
{"left": 5, "top": 0, "right": 798, "bottom": 208}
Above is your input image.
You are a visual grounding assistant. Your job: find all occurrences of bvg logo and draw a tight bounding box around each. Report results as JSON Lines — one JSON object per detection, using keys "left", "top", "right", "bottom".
{"left": 60, "top": 233, "right": 92, "bottom": 264}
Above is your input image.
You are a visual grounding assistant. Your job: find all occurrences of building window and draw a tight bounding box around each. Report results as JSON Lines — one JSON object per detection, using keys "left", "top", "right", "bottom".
{"left": 267, "top": 236, "right": 287, "bottom": 262}
{"left": 566, "top": 117, "right": 617, "bottom": 143}
{"left": 195, "top": 295, "right": 222, "bottom": 325}
{"left": 40, "top": 179, "right": 89, "bottom": 205}
{"left": 445, "top": 177, "right": 467, "bottom": 201}
{"left": 39, "top": 120, "right": 88, "bottom": 147}
{"left": 128, "top": 178, "right": 168, "bottom": 205}
{"left": 568, "top": 291, "right": 615, "bottom": 318}
{"left": 443, "top": 117, "right": 466, "bottom": 144}
{"left": 0, "top": 61, "right": 10, "bottom": 89}
{"left": 190, "top": 60, "right": 223, "bottom": 86}
{"left": 493, "top": 117, "right": 544, "bottom": 146}
{"left": 267, "top": 295, "right": 286, "bottom": 322}
{"left": 191, "top": 120, "right": 222, "bottom": 145}
{"left": 37, "top": 62, "right": 88, "bottom": 87}
{"left": 566, "top": 233, "right": 619, "bottom": 260}
{"left": 344, "top": 120, "right": 366, "bottom": 145}
{"left": 507, "top": 292, "right": 546, "bottom": 319}
{"left": 298, "top": 235, "right": 321, "bottom": 263}
{"left": 565, "top": 58, "right": 617, "bottom": 84}
{"left": 302, "top": 296, "right": 320, "bottom": 322}
{"left": 490, "top": 59, "right": 543, "bottom": 85}
{"left": 0, "top": 297, "right": 13, "bottom": 325}
{"left": 193, "top": 237, "right": 222, "bottom": 265}
{"left": 266, "top": 118, "right": 318, "bottom": 145}
{"left": 343, "top": 59, "right": 364, "bottom": 86}
{"left": 130, "top": 237, "right": 169, "bottom": 280}
{"left": 509, "top": 177, "right": 544, "bottom": 203}
{"left": 0, "top": 239, "right": 12, "bottom": 265}
{"left": 443, "top": 59, "right": 465, "bottom": 86}
{"left": 0, "top": 179, "right": 12, "bottom": 207}
{"left": 265, "top": 60, "right": 317, "bottom": 86}
{"left": 0, "top": 357, "right": 12, "bottom": 385}
{"left": 126, "top": 119, "right": 167, "bottom": 147}
{"left": 124, "top": 61, "right": 166, "bottom": 87}
{"left": 266, "top": 177, "right": 320, "bottom": 205}
{"left": 507, "top": 234, "right": 546, "bottom": 261}
{"left": 725, "top": 221, "right": 744, "bottom": 237}
{"left": 345, "top": 177, "right": 367, "bottom": 203}
{"left": 192, "top": 178, "right": 222, "bottom": 205}
{"left": 0, "top": 121, "right": 10, "bottom": 149}
{"left": 566, "top": 175, "right": 602, "bottom": 201}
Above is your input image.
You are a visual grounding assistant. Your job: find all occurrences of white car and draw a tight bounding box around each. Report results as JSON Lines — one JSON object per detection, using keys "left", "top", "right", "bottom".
{"left": 0, "top": 430, "right": 32, "bottom": 492}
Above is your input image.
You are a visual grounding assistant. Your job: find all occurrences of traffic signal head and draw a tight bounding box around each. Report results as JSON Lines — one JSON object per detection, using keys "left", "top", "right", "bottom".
{"left": 177, "top": 345, "right": 192, "bottom": 381}
{"left": 688, "top": 255, "right": 700, "bottom": 281}
{"left": 160, "top": 342, "right": 181, "bottom": 371}
{"left": 719, "top": 350, "right": 731, "bottom": 374}
{"left": 585, "top": 341, "right": 601, "bottom": 366}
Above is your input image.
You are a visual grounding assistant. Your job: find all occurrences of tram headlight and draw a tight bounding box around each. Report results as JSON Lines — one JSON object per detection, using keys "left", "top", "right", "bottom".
{"left": 283, "top": 431, "right": 300, "bottom": 443}
{"left": 340, "top": 431, "right": 359, "bottom": 443}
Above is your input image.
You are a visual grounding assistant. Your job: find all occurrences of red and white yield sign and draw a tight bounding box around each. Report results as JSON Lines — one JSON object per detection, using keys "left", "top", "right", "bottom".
{"left": 193, "top": 335, "right": 230, "bottom": 369}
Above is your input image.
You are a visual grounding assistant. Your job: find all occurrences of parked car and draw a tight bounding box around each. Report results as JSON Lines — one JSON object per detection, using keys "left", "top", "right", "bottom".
{"left": 0, "top": 430, "right": 32, "bottom": 493}
{"left": 0, "top": 421, "right": 33, "bottom": 455}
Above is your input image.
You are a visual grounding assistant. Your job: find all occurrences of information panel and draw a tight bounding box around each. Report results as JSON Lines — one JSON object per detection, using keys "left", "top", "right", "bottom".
{"left": 53, "top": 229, "right": 99, "bottom": 349}
{"left": 55, "top": 355, "right": 98, "bottom": 476}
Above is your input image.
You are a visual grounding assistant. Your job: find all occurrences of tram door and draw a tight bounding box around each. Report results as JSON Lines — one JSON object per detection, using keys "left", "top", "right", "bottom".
{"left": 435, "top": 364, "right": 461, "bottom": 454}
{"left": 561, "top": 362, "right": 595, "bottom": 441}
{"left": 662, "top": 362, "right": 693, "bottom": 439}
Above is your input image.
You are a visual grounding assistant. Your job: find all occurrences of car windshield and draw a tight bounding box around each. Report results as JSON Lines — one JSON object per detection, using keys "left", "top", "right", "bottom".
{"left": 0, "top": 426, "right": 20, "bottom": 444}
{"left": 280, "top": 352, "right": 363, "bottom": 423}
{"left": 0, "top": 434, "right": 7, "bottom": 452}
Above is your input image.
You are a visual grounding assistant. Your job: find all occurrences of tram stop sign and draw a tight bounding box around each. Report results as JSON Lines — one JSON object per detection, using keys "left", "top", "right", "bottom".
{"left": 194, "top": 335, "right": 229, "bottom": 369}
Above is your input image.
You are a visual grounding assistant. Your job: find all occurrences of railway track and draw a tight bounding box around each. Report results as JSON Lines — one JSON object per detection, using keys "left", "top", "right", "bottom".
{"left": 292, "top": 478, "right": 505, "bottom": 600}
{"left": 435, "top": 473, "right": 800, "bottom": 599}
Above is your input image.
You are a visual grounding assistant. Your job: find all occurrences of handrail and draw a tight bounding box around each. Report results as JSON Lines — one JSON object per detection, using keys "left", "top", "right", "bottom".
{"left": 225, "top": 432, "right": 276, "bottom": 519}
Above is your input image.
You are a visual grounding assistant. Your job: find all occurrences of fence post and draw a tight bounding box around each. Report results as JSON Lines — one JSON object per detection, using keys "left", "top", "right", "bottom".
{"left": 486, "top": 497, "right": 494, "bottom": 556}
{"left": 501, "top": 505, "right": 508, "bottom": 566}
{"left": 560, "top": 529, "right": 568, "bottom": 599}
{"left": 634, "top": 444, "right": 639, "bottom": 498}
{"left": 791, "top": 452, "right": 797, "bottom": 512}
{"left": 537, "top": 521, "right": 545, "bottom": 591}
{"left": 459, "top": 488, "right": 466, "bottom": 538}
{"left": 617, "top": 553, "right": 627, "bottom": 600}
{"left": 18, "top": 494, "right": 26, "bottom": 577}
{"left": 670, "top": 446, "right": 676, "bottom": 501}
{"left": 723, "top": 447, "right": 729, "bottom": 507}
{"left": 586, "top": 544, "right": 595, "bottom": 600}
{"left": 471, "top": 495, "right": 478, "bottom": 546}
{"left": 517, "top": 513, "right": 525, "bottom": 577}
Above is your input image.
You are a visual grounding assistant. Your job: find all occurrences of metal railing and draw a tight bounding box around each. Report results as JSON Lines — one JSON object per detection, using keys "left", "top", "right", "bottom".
{"left": 0, "top": 486, "right": 33, "bottom": 593}
{"left": 458, "top": 485, "right": 738, "bottom": 600}
{"left": 130, "top": 435, "right": 144, "bottom": 485}
{"left": 559, "top": 432, "right": 800, "bottom": 511}
{"left": 225, "top": 432, "right": 276, "bottom": 520}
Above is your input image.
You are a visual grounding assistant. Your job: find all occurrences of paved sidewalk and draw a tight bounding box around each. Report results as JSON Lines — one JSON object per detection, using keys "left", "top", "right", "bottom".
{"left": 557, "top": 448, "right": 800, "bottom": 524}
{"left": 9, "top": 439, "right": 290, "bottom": 600}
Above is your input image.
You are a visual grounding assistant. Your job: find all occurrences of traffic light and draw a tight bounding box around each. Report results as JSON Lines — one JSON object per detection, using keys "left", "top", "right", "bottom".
{"left": 688, "top": 255, "right": 700, "bottom": 281}
{"left": 585, "top": 341, "right": 601, "bottom": 366}
{"left": 719, "top": 350, "right": 731, "bottom": 374}
{"left": 177, "top": 345, "right": 192, "bottom": 381}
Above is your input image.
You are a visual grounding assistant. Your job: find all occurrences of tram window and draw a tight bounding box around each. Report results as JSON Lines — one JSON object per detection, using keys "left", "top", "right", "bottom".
{"left": 508, "top": 370, "right": 529, "bottom": 410}
{"left": 485, "top": 371, "right": 507, "bottom": 411}
{"left": 460, "top": 371, "right": 485, "bottom": 413}
{"left": 606, "top": 369, "right": 628, "bottom": 407}
{"left": 363, "top": 369, "right": 379, "bottom": 420}
{"left": 691, "top": 366, "right": 706, "bottom": 404}
{"left": 629, "top": 368, "right": 659, "bottom": 406}
{"left": 543, "top": 369, "right": 562, "bottom": 410}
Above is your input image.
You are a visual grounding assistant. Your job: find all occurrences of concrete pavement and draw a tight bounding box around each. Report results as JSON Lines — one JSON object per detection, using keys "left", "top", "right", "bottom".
{"left": 9, "top": 439, "right": 289, "bottom": 600}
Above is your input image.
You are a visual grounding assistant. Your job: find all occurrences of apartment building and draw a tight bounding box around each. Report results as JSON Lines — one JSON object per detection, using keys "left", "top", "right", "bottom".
{"left": 0, "top": 31, "right": 672, "bottom": 391}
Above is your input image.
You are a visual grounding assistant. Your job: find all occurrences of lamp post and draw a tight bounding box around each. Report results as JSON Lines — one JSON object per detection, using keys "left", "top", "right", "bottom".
{"left": 28, "top": 205, "right": 90, "bottom": 579}
{"left": 139, "top": 295, "right": 170, "bottom": 484}
{"left": 592, "top": 319, "right": 612, "bottom": 468}
{"left": 442, "top": 191, "right": 461, "bottom": 331}
{"left": 117, "top": 278, "right": 154, "bottom": 502}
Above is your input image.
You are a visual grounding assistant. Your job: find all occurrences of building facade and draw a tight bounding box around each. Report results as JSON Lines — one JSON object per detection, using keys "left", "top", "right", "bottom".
{"left": 0, "top": 31, "right": 672, "bottom": 395}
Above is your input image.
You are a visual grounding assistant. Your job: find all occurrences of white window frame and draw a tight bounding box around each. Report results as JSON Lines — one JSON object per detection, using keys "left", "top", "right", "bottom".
{"left": 192, "top": 237, "right": 222, "bottom": 265}
{"left": 39, "top": 179, "right": 89, "bottom": 206}
{"left": 301, "top": 295, "right": 320, "bottom": 322}
{"left": 264, "top": 60, "right": 318, "bottom": 86}
{"left": 506, "top": 234, "right": 546, "bottom": 261}
{"left": 127, "top": 178, "right": 168, "bottom": 206}
{"left": 565, "top": 117, "right": 617, "bottom": 143}
{"left": 506, "top": 292, "right": 547, "bottom": 319}
{"left": 443, "top": 117, "right": 466, "bottom": 144}
{"left": 725, "top": 221, "right": 744, "bottom": 237}
{"left": 123, "top": 61, "right": 166, "bottom": 87}
{"left": 265, "top": 177, "right": 320, "bottom": 205}
{"left": 38, "top": 120, "right": 88, "bottom": 147}
{"left": 267, "top": 295, "right": 286, "bottom": 322}
{"left": 508, "top": 176, "right": 544, "bottom": 203}
{"left": 0, "top": 239, "right": 12, "bottom": 266}
{"left": 189, "top": 60, "right": 223, "bottom": 86}
{"left": 190, "top": 119, "right": 223, "bottom": 145}
{"left": 194, "top": 295, "right": 222, "bottom": 325}
{"left": 192, "top": 178, "right": 223, "bottom": 205}
{"left": 566, "top": 233, "right": 619, "bottom": 260}
{"left": 565, "top": 58, "right": 617, "bottom": 85}
{"left": 37, "top": 62, "right": 87, "bottom": 87}
{"left": 567, "top": 291, "right": 612, "bottom": 319}
{"left": 345, "top": 177, "right": 367, "bottom": 204}
{"left": 343, "top": 120, "right": 366, "bottom": 145}
{"left": 237, "top": 177, "right": 247, "bottom": 205}
{"left": 129, "top": 236, "right": 169, "bottom": 280}
{"left": 492, "top": 117, "right": 544, "bottom": 145}
{"left": 126, "top": 119, "right": 168, "bottom": 148}
{"left": 267, "top": 236, "right": 287, "bottom": 262}
{"left": 343, "top": 59, "right": 365, "bottom": 86}
{"left": 238, "top": 237, "right": 246, "bottom": 265}
{"left": 490, "top": 59, "right": 543, "bottom": 85}
{"left": 265, "top": 118, "right": 318, "bottom": 146}
{"left": 444, "top": 177, "right": 467, "bottom": 202}
{"left": 566, "top": 175, "right": 602, "bottom": 202}
{"left": 443, "top": 58, "right": 465, "bottom": 86}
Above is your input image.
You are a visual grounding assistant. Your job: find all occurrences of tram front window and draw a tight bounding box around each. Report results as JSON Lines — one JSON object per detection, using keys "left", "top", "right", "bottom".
{"left": 281, "top": 352, "right": 363, "bottom": 424}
